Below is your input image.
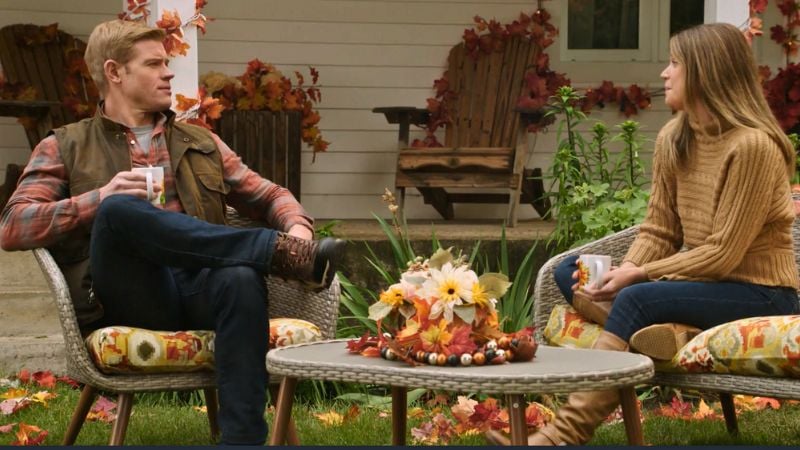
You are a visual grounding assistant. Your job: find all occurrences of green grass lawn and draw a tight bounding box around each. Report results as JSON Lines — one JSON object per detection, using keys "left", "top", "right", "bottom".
{"left": 3, "top": 381, "right": 800, "bottom": 446}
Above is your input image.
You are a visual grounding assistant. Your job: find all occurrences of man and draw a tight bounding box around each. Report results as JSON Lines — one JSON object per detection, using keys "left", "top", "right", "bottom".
{"left": 0, "top": 19, "right": 342, "bottom": 445}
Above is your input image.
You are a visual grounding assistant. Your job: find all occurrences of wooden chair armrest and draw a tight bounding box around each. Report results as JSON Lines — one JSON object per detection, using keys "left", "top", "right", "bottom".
{"left": 533, "top": 226, "right": 639, "bottom": 341}
{"left": 372, "top": 106, "right": 431, "bottom": 148}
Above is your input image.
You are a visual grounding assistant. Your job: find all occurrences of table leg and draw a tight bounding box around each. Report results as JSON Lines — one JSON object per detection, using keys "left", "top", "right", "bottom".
{"left": 269, "top": 377, "right": 298, "bottom": 446}
{"left": 507, "top": 394, "right": 528, "bottom": 446}
{"left": 619, "top": 386, "right": 644, "bottom": 445}
{"left": 391, "top": 386, "right": 407, "bottom": 446}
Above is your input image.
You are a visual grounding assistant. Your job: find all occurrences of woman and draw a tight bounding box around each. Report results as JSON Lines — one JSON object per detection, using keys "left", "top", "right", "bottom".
{"left": 489, "top": 22, "right": 800, "bottom": 446}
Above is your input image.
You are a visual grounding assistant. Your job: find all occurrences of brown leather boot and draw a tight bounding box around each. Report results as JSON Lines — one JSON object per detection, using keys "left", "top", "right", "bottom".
{"left": 572, "top": 291, "right": 613, "bottom": 326}
{"left": 269, "top": 232, "right": 344, "bottom": 289}
{"left": 530, "top": 331, "right": 629, "bottom": 445}
{"left": 484, "top": 331, "right": 629, "bottom": 446}
{"left": 629, "top": 323, "right": 702, "bottom": 361}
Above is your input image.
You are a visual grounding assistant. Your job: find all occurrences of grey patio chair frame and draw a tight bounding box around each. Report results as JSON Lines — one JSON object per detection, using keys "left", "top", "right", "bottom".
{"left": 33, "top": 208, "right": 341, "bottom": 445}
{"left": 532, "top": 219, "right": 800, "bottom": 436}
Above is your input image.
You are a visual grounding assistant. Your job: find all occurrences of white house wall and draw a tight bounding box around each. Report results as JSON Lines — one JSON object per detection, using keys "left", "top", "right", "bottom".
{"left": 0, "top": 0, "right": 784, "bottom": 220}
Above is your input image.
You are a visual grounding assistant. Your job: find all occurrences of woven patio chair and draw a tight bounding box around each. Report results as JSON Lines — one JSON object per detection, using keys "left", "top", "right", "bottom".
{"left": 532, "top": 217, "right": 800, "bottom": 437}
{"left": 33, "top": 208, "right": 341, "bottom": 445}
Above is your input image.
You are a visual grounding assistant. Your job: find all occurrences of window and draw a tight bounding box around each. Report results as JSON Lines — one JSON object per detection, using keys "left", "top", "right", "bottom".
{"left": 560, "top": 0, "right": 705, "bottom": 62}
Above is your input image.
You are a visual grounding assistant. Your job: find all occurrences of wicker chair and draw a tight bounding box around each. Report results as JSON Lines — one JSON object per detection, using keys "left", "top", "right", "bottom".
{"left": 33, "top": 209, "right": 341, "bottom": 445}
{"left": 532, "top": 219, "right": 800, "bottom": 437}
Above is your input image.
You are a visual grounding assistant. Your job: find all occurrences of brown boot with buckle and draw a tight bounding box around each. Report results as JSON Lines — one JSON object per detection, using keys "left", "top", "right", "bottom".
{"left": 572, "top": 290, "right": 613, "bottom": 326}
{"left": 484, "top": 331, "right": 629, "bottom": 446}
{"left": 269, "top": 232, "right": 344, "bottom": 289}
{"left": 629, "top": 323, "right": 702, "bottom": 361}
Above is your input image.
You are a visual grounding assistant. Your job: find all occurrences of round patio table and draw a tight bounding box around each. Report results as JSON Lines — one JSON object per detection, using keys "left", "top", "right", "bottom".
{"left": 267, "top": 340, "right": 654, "bottom": 446}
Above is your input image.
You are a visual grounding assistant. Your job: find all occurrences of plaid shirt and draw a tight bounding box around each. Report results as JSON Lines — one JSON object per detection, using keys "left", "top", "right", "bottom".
{"left": 0, "top": 113, "right": 313, "bottom": 250}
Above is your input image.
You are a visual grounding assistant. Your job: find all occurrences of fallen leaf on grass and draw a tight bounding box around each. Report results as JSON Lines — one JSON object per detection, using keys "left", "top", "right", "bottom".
{"left": 345, "top": 404, "right": 360, "bottom": 421}
{"left": 692, "top": 399, "right": 720, "bottom": 420}
{"left": 12, "top": 423, "right": 47, "bottom": 446}
{"left": 410, "top": 413, "right": 456, "bottom": 445}
{"left": 655, "top": 396, "right": 693, "bottom": 419}
{"left": 56, "top": 376, "right": 79, "bottom": 389}
{"left": 29, "top": 392, "right": 57, "bottom": 407}
{"left": 0, "top": 378, "right": 20, "bottom": 389}
{"left": 86, "top": 396, "right": 117, "bottom": 423}
{"left": 1, "top": 389, "right": 28, "bottom": 401}
{"left": 193, "top": 406, "right": 208, "bottom": 414}
{"left": 407, "top": 407, "right": 425, "bottom": 419}
{"left": 734, "top": 395, "right": 781, "bottom": 412}
{"left": 314, "top": 411, "right": 344, "bottom": 426}
{"left": 16, "top": 371, "right": 56, "bottom": 390}
{"left": 0, "top": 423, "right": 16, "bottom": 433}
{"left": 0, "top": 399, "right": 31, "bottom": 416}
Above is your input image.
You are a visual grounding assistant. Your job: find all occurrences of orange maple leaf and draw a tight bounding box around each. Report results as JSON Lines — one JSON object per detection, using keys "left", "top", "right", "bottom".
{"left": 754, "top": 397, "right": 781, "bottom": 410}
{"left": 156, "top": 9, "right": 182, "bottom": 31}
{"left": 163, "top": 34, "right": 190, "bottom": 57}
{"left": 12, "top": 423, "right": 47, "bottom": 446}
{"left": 692, "top": 399, "right": 721, "bottom": 420}
{"left": 175, "top": 94, "right": 199, "bottom": 112}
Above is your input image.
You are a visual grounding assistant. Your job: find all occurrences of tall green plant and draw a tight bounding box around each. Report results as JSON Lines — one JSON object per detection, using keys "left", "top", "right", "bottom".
{"left": 543, "top": 86, "right": 650, "bottom": 252}
{"left": 337, "top": 190, "right": 539, "bottom": 337}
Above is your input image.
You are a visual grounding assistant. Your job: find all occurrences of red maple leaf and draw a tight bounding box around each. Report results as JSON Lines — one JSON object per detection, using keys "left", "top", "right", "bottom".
{"left": 751, "top": 0, "right": 769, "bottom": 14}
{"left": 446, "top": 326, "right": 478, "bottom": 356}
{"left": 31, "top": 371, "right": 56, "bottom": 389}
{"left": 346, "top": 332, "right": 378, "bottom": 354}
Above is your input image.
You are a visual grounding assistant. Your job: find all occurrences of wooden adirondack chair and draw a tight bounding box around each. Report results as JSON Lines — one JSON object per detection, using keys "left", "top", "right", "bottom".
{"left": 0, "top": 23, "right": 94, "bottom": 208}
{"left": 374, "top": 35, "right": 550, "bottom": 226}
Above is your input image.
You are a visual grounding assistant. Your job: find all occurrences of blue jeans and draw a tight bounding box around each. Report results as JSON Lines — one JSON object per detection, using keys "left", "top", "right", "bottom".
{"left": 89, "top": 195, "right": 277, "bottom": 445}
{"left": 554, "top": 255, "right": 799, "bottom": 341}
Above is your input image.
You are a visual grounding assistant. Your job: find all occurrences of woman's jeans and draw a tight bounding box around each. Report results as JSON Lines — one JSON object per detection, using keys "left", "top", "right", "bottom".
{"left": 554, "top": 255, "right": 800, "bottom": 341}
{"left": 89, "top": 195, "right": 278, "bottom": 445}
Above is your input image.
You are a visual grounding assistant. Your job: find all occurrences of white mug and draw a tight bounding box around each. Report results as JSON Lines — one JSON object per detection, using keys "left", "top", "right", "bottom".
{"left": 577, "top": 254, "right": 612, "bottom": 289}
{"left": 131, "top": 166, "right": 165, "bottom": 206}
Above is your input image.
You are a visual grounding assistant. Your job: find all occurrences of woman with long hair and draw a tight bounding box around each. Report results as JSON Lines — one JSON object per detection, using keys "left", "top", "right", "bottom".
{"left": 489, "top": 22, "right": 800, "bottom": 446}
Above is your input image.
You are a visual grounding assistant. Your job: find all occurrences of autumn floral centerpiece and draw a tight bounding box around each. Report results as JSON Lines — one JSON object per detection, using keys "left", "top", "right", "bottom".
{"left": 347, "top": 247, "right": 537, "bottom": 367}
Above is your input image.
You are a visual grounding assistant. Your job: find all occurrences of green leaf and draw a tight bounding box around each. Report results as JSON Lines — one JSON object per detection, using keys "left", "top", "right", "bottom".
{"left": 428, "top": 247, "right": 453, "bottom": 270}
{"left": 479, "top": 272, "right": 512, "bottom": 299}
{"left": 453, "top": 304, "right": 476, "bottom": 324}
{"left": 368, "top": 301, "right": 394, "bottom": 321}
{"left": 399, "top": 303, "right": 416, "bottom": 319}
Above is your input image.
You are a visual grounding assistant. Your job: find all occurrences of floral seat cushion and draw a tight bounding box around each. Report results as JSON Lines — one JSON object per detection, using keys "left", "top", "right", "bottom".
{"left": 544, "top": 306, "right": 800, "bottom": 379}
{"left": 87, "top": 318, "right": 322, "bottom": 374}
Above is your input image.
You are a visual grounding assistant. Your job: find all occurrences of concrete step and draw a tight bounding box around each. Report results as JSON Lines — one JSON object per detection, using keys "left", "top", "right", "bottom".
{"left": 0, "top": 248, "right": 64, "bottom": 373}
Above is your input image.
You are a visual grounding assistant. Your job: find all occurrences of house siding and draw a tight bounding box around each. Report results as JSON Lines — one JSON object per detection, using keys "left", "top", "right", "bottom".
{"left": 0, "top": 0, "right": 783, "bottom": 220}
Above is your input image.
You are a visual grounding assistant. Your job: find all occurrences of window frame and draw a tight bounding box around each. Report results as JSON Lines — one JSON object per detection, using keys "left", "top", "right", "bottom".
{"left": 559, "top": 0, "right": 707, "bottom": 63}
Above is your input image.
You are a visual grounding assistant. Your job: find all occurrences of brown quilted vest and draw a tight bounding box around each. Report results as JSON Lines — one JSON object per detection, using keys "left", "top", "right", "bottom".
{"left": 50, "top": 110, "right": 229, "bottom": 327}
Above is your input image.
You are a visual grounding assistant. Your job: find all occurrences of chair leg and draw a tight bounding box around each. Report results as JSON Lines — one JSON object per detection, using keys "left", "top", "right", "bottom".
{"left": 203, "top": 388, "right": 220, "bottom": 442}
{"left": 62, "top": 385, "right": 97, "bottom": 445}
{"left": 109, "top": 393, "right": 134, "bottom": 446}
{"left": 719, "top": 393, "right": 739, "bottom": 435}
{"left": 269, "top": 383, "right": 300, "bottom": 445}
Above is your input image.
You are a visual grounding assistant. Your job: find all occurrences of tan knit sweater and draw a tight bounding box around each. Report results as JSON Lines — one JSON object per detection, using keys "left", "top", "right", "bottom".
{"left": 624, "top": 119, "right": 799, "bottom": 288}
